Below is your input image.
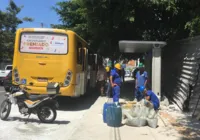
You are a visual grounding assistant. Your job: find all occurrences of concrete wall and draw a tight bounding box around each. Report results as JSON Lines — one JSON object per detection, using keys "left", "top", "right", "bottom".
{"left": 162, "top": 36, "right": 200, "bottom": 113}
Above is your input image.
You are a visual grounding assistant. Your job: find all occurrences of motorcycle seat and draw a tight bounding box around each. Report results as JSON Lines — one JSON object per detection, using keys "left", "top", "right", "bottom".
{"left": 28, "top": 95, "right": 49, "bottom": 101}
{"left": 24, "top": 100, "right": 40, "bottom": 105}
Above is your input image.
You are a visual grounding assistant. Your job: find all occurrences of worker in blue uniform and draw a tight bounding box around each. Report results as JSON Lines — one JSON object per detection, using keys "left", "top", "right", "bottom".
{"left": 110, "top": 63, "right": 122, "bottom": 104}
{"left": 139, "top": 86, "right": 160, "bottom": 110}
{"left": 135, "top": 63, "right": 148, "bottom": 101}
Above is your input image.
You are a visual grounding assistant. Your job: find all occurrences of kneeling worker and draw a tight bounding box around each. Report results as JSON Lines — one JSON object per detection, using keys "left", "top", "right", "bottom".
{"left": 138, "top": 86, "right": 160, "bottom": 110}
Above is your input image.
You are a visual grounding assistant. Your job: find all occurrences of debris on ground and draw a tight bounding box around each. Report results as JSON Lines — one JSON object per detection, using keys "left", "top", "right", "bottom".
{"left": 121, "top": 99, "right": 158, "bottom": 128}
{"left": 159, "top": 99, "right": 200, "bottom": 139}
{"left": 120, "top": 95, "right": 200, "bottom": 139}
{"left": 159, "top": 110, "right": 200, "bottom": 140}
{"left": 160, "top": 96, "right": 169, "bottom": 107}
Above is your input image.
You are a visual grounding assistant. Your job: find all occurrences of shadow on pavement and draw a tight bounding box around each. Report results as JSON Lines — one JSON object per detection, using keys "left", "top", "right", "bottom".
{"left": 174, "top": 115, "right": 200, "bottom": 140}
{"left": 0, "top": 92, "right": 6, "bottom": 105}
{"left": 57, "top": 88, "right": 99, "bottom": 111}
{"left": 4, "top": 117, "right": 70, "bottom": 125}
{"left": 0, "top": 87, "right": 99, "bottom": 112}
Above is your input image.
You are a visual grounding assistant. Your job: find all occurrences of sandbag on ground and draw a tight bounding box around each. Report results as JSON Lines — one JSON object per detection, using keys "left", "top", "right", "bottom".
{"left": 148, "top": 108, "right": 157, "bottom": 119}
{"left": 147, "top": 118, "right": 158, "bottom": 128}
{"left": 125, "top": 117, "right": 147, "bottom": 127}
{"left": 122, "top": 100, "right": 159, "bottom": 128}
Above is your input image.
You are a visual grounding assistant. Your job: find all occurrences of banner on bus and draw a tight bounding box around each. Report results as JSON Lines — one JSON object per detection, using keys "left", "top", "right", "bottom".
{"left": 20, "top": 33, "right": 68, "bottom": 54}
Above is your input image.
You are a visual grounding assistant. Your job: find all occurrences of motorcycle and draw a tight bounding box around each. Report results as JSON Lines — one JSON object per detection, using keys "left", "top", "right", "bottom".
{"left": 0, "top": 83, "right": 60, "bottom": 123}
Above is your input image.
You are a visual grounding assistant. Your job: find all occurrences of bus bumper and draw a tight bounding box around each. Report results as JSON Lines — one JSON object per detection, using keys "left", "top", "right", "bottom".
{"left": 25, "top": 85, "right": 75, "bottom": 97}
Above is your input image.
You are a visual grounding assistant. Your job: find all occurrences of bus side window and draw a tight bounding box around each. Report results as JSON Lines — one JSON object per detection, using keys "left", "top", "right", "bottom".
{"left": 82, "top": 48, "right": 85, "bottom": 71}
{"left": 77, "top": 42, "right": 82, "bottom": 64}
{"left": 88, "top": 54, "right": 93, "bottom": 65}
{"left": 88, "top": 54, "right": 96, "bottom": 71}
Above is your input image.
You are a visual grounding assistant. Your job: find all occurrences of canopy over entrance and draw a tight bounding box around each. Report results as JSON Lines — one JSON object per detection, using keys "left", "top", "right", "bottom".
{"left": 119, "top": 40, "right": 166, "bottom": 53}
{"left": 119, "top": 40, "right": 167, "bottom": 99}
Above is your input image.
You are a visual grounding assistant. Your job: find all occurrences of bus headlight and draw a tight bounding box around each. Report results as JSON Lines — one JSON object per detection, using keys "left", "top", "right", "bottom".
{"left": 13, "top": 68, "right": 21, "bottom": 84}
{"left": 63, "top": 70, "right": 72, "bottom": 86}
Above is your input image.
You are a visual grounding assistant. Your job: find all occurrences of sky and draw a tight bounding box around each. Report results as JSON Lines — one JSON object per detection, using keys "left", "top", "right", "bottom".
{"left": 0, "top": 0, "right": 64, "bottom": 28}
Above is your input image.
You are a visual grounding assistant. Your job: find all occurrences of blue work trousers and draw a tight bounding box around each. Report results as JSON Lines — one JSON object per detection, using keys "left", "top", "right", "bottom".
{"left": 153, "top": 102, "right": 160, "bottom": 110}
{"left": 112, "top": 85, "right": 120, "bottom": 102}
{"left": 135, "top": 87, "right": 144, "bottom": 101}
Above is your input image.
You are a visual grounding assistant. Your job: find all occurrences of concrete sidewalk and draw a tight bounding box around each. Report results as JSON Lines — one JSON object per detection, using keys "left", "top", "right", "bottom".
{"left": 68, "top": 97, "right": 182, "bottom": 140}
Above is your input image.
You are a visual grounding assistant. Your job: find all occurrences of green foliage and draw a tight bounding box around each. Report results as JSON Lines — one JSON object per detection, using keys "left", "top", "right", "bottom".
{"left": 0, "top": 0, "right": 33, "bottom": 60}
{"left": 184, "top": 0, "right": 200, "bottom": 36}
{"left": 51, "top": 0, "right": 89, "bottom": 40}
{"left": 53, "top": 0, "right": 200, "bottom": 57}
{"left": 22, "top": 17, "right": 34, "bottom": 22}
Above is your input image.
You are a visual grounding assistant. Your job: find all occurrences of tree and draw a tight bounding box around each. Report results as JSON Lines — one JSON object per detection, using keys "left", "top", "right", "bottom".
{"left": 52, "top": 0, "right": 200, "bottom": 58}
{"left": 0, "top": 0, "right": 34, "bottom": 60}
{"left": 51, "top": 0, "right": 89, "bottom": 41}
{"left": 184, "top": 1, "right": 200, "bottom": 36}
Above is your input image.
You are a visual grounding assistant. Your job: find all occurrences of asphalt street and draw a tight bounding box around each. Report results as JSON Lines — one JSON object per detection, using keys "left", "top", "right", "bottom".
{"left": 0, "top": 86, "right": 6, "bottom": 104}
{"left": 0, "top": 86, "right": 99, "bottom": 140}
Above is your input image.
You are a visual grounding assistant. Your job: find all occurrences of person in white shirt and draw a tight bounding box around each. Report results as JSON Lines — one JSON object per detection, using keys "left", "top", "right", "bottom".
{"left": 97, "top": 65, "right": 107, "bottom": 96}
{"left": 87, "top": 65, "right": 91, "bottom": 90}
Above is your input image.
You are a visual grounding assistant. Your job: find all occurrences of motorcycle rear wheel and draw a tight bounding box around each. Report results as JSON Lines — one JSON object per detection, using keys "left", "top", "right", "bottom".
{"left": 37, "top": 106, "right": 57, "bottom": 123}
{"left": 0, "top": 100, "right": 11, "bottom": 120}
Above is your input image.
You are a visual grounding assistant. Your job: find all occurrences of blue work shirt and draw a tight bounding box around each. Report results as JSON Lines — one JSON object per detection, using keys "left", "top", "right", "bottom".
{"left": 136, "top": 71, "right": 148, "bottom": 87}
{"left": 146, "top": 90, "right": 160, "bottom": 110}
{"left": 110, "top": 68, "right": 122, "bottom": 86}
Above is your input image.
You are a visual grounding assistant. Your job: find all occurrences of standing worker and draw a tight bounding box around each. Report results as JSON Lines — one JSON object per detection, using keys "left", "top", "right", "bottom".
{"left": 135, "top": 63, "right": 148, "bottom": 101}
{"left": 132, "top": 66, "right": 139, "bottom": 79}
{"left": 110, "top": 63, "right": 122, "bottom": 104}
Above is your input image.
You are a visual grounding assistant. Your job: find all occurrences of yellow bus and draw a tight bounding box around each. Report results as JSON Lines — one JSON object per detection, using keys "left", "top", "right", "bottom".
{"left": 12, "top": 28, "right": 98, "bottom": 97}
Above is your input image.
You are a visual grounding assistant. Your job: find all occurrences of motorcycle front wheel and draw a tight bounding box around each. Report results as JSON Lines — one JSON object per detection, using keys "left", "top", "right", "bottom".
{"left": 0, "top": 100, "right": 11, "bottom": 120}
{"left": 37, "top": 106, "right": 57, "bottom": 123}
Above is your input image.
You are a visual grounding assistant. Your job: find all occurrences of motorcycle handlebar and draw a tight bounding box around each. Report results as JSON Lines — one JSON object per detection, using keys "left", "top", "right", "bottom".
{"left": 23, "top": 87, "right": 31, "bottom": 91}
{"left": 11, "top": 84, "right": 30, "bottom": 90}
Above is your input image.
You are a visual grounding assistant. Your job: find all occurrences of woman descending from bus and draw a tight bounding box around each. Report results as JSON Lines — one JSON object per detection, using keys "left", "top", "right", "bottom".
{"left": 105, "top": 66, "right": 111, "bottom": 97}
{"left": 87, "top": 65, "right": 91, "bottom": 91}
{"left": 97, "top": 65, "right": 107, "bottom": 96}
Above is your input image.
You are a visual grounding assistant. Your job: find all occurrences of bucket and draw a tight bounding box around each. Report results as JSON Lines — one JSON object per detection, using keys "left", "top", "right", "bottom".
{"left": 106, "top": 104, "right": 122, "bottom": 127}
{"left": 103, "top": 102, "right": 114, "bottom": 123}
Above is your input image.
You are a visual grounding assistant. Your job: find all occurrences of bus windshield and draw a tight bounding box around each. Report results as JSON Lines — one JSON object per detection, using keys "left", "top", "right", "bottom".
{"left": 20, "top": 32, "right": 68, "bottom": 55}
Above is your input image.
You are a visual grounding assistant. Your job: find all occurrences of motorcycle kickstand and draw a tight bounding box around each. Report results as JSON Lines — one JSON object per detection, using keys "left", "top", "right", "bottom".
{"left": 25, "top": 114, "right": 31, "bottom": 124}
